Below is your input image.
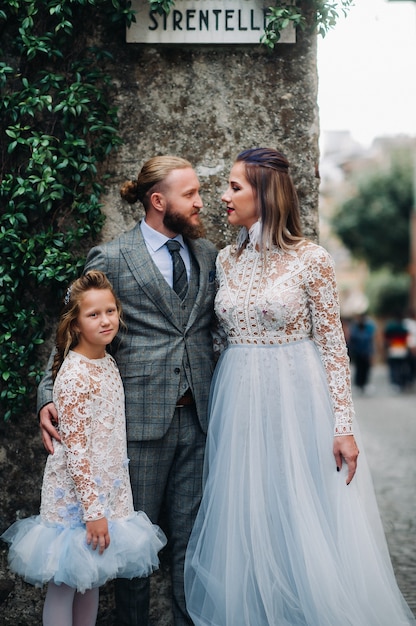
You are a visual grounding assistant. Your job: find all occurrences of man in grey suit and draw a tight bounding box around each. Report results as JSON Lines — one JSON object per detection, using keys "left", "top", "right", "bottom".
{"left": 38, "top": 156, "right": 218, "bottom": 625}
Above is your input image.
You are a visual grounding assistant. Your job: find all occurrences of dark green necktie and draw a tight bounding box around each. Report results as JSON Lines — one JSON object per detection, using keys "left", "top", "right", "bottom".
{"left": 166, "top": 240, "right": 188, "bottom": 300}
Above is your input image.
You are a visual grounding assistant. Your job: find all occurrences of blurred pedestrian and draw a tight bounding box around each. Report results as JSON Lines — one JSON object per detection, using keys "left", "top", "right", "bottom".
{"left": 384, "top": 311, "right": 409, "bottom": 391}
{"left": 348, "top": 312, "right": 376, "bottom": 393}
{"left": 403, "top": 307, "right": 416, "bottom": 385}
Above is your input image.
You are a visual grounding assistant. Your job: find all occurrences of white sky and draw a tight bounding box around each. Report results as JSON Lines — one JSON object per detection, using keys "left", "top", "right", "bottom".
{"left": 317, "top": 0, "right": 416, "bottom": 149}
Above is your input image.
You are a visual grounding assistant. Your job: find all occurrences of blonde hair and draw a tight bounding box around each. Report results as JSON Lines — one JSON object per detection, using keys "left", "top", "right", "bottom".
{"left": 120, "top": 155, "right": 193, "bottom": 210}
{"left": 235, "top": 148, "right": 303, "bottom": 253}
{"left": 52, "top": 270, "right": 123, "bottom": 379}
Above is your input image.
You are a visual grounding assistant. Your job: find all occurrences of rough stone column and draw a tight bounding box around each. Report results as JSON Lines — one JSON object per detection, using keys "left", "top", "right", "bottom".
{"left": 98, "top": 1, "right": 320, "bottom": 247}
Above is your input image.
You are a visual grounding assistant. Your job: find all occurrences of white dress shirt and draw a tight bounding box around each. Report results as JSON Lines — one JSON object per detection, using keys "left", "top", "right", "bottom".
{"left": 140, "top": 219, "right": 191, "bottom": 288}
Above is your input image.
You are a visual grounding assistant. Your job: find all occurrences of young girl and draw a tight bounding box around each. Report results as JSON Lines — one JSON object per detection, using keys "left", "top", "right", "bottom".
{"left": 1, "top": 270, "right": 166, "bottom": 626}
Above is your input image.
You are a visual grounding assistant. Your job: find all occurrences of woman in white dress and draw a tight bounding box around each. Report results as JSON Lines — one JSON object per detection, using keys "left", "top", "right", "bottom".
{"left": 184, "top": 148, "right": 415, "bottom": 625}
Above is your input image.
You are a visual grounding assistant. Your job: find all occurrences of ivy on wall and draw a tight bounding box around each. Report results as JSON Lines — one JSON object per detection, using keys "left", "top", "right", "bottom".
{"left": 1, "top": 0, "right": 351, "bottom": 421}
{"left": 0, "top": 0, "right": 135, "bottom": 420}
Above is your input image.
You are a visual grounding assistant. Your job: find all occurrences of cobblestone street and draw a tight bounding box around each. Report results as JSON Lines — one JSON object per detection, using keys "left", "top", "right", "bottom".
{"left": 352, "top": 364, "right": 416, "bottom": 616}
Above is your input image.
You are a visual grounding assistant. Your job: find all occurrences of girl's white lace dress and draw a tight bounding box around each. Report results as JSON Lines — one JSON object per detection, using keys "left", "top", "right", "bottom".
{"left": 185, "top": 240, "right": 415, "bottom": 625}
{"left": 2, "top": 351, "right": 166, "bottom": 592}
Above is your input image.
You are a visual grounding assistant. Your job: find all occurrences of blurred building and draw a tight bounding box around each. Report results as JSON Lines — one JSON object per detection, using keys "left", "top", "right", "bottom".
{"left": 319, "top": 130, "right": 414, "bottom": 318}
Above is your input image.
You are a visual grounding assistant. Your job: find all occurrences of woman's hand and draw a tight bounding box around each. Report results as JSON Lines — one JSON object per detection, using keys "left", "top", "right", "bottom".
{"left": 333, "top": 435, "right": 359, "bottom": 485}
{"left": 86, "top": 518, "right": 110, "bottom": 555}
{"left": 39, "top": 402, "right": 61, "bottom": 454}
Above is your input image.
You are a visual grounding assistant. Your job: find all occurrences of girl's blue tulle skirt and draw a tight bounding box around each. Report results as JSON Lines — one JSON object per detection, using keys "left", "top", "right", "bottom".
{"left": 2, "top": 511, "right": 166, "bottom": 593}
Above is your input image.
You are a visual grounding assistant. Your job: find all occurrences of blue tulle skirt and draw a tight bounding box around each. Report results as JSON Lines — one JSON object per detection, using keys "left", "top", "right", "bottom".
{"left": 2, "top": 511, "right": 166, "bottom": 593}
{"left": 185, "top": 340, "right": 415, "bottom": 625}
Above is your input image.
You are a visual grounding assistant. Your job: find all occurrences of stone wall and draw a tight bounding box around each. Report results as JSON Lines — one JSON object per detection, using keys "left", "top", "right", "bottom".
{"left": 97, "top": 5, "right": 320, "bottom": 245}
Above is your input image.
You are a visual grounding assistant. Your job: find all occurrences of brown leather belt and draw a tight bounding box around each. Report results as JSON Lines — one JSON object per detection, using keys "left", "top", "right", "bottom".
{"left": 176, "top": 389, "right": 194, "bottom": 408}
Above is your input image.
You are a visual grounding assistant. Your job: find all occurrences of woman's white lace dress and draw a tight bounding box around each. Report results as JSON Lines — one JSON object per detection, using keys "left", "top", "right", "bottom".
{"left": 2, "top": 351, "right": 166, "bottom": 592}
{"left": 185, "top": 240, "right": 415, "bottom": 625}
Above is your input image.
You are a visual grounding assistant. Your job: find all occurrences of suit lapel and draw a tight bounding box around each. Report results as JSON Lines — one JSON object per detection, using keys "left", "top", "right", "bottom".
{"left": 120, "top": 223, "right": 184, "bottom": 330}
{"left": 120, "top": 224, "right": 213, "bottom": 332}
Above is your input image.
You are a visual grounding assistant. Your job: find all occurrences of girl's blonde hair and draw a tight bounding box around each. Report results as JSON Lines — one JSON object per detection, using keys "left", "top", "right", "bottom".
{"left": 120, "top": 155, "right": 193, "bottom": 209}
{"left": 52, "top": 270, "right": 123, "bottom": 379}
{"left": 235, "top": 147, "right": 303, "bottom": 254}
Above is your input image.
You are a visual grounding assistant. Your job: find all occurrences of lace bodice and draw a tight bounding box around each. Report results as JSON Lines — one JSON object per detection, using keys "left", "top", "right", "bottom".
{"left": 41, "top": 351, "right": 133, "bottom": 525}
{"left": 215, "top": 240, "right": 354, "bottom": 435}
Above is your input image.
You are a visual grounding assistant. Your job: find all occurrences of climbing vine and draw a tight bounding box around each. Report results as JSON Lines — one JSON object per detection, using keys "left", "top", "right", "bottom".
{"left": 0, "top": 0, "right": 135, "bottom": 420}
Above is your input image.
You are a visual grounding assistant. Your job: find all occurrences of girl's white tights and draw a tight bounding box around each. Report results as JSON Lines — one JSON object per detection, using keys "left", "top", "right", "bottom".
{"left": 43, "top": 581, "right": 99, "bottom": 626}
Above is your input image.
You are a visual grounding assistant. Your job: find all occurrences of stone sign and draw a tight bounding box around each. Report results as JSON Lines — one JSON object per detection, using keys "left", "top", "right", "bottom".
{"left": 126, "top": 0, "right": 296, "bottom": 45}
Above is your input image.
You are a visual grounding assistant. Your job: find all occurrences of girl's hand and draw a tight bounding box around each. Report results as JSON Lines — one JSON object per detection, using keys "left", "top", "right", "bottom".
{"left": 333, "top": 435, "right": 359, "bottom": 485}
{"left": 86, "top": 518, "right": 110, "bottom": 555}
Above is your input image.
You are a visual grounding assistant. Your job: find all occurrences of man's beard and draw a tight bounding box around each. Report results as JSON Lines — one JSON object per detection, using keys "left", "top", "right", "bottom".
{"left": 163, "top": 207, "right": 206, "bottom": 239}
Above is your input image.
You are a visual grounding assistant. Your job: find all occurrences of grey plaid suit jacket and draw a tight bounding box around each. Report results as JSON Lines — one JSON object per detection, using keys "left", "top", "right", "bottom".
{"left": 37, "top": 222, "right": 218, "bottom": 442}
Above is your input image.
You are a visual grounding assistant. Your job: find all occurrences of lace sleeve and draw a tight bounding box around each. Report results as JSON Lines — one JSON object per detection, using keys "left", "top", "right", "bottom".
{"left": 211, "top": 261, "right": 228, "bottom": 358}
{"left": 211, "top": 317, "right": 228, "bottom": 359}
{"left": 57, "top": 368, "right": 106, "bottom": 521}
{"left": 305, "top": 246, "right": 354, "bottom": 435}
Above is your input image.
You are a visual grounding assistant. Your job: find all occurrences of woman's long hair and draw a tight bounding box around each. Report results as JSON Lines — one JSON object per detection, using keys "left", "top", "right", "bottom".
{"left": 52, "top": 270, "right": 124, "bottom": 379}
{"left": 235, "top": 148, "right": 303, "bottom": 253}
